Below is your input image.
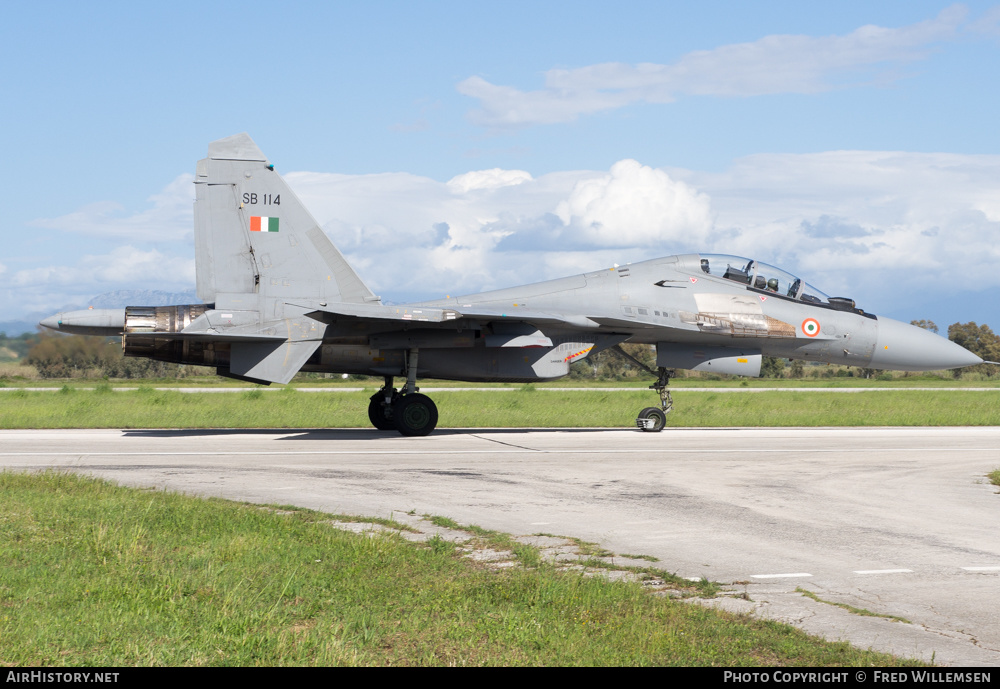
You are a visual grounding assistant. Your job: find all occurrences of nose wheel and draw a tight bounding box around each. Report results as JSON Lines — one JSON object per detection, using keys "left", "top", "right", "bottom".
{"left": 636, "top": 406, "right": 667, "bottom": 432}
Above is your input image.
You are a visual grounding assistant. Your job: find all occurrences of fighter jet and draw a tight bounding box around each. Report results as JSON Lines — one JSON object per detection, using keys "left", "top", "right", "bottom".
{"left": 41, "top": 134, "right": 983, "bottom": 435}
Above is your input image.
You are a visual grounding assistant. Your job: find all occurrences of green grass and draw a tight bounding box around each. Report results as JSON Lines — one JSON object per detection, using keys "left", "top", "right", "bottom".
{"left": 1, "top": 471, "right": 925, "bottom": 667}
{"left": 796, "top": 588, "right": 912, "bottom": 624}
{"left": 988, "top": 469, "right": 1000, "bottom": 489}
{"left": 1, "top": 386, "right": 999, "bottom": 428}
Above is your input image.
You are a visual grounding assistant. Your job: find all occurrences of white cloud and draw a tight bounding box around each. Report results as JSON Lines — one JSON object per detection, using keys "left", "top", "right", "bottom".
{"left": 681, "top": 150, "right": 1000, "bottom": 304}
{"left": 12, "top": 246, "right": 194, "bottom": 290}
{"left": 10, "top": 148, "right": 1000, "bottom": 324}
{"left": 969, "top": 5, "right": 1000, "bottom": 36}
{"left": 30, "top": 174, "right": 194, "bottom": 240}
{"left": 4, "top": 245, "right": 196, "bottom": 321}
{"left": 282, "top": 161, "right": 711, "bottom": 299}
{"left": 447, "top": 168, "right": 533, "bottom": 194}
{"left": 555, "top": 159, "right": 712, "bottom": 247}
{"left": 283, "top": 150, "right": 1000, "bottom": 320}
{"left": 458, "top": 6, "right": 966, "bottom": 127}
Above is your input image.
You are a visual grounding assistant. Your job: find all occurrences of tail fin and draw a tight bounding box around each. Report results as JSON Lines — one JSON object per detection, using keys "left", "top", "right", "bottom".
{"left": 193, "top": 133, "right": 376, "bottom": 306}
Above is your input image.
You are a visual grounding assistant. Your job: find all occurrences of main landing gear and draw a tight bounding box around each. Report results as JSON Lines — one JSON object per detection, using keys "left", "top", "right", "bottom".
{"left": 367, "top": 349, "right": 439, "bottom": 436}
{"left": 609, "top": 345, "right": 674, "bottom": 433}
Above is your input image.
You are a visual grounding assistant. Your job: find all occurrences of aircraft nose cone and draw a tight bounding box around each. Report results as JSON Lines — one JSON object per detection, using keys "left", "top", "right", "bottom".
{"left": 870, "top": 317, "right": 982, "bottom": 371}
{"left": 39, "top": 313, "right": 62, "bottom": 331}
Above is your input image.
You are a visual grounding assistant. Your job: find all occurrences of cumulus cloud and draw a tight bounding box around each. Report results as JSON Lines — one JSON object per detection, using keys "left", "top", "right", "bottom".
{"left": 286, "top": 169, "right": 583, "bottom": 296}
{"left": 12, "top": 246, "right": 195, "bottom": 289}
{"left": 447, "top": 168, "right": 533, "bottom": 194}
{"left": 281, "top": 150, "right": 1000, "bottom": 314}
{"left": 680, "top": 150, "right": 1000, "bottom": 305}
{"left": 282, "top": 160, "right": 713, "bottom": 299}
{"left": 30, "top": 174, "right": 194, "bottom": 240}
{"left": 11, "top": 148, "right": 1000, "bottom": 325}
{"left": 4, "top": 245, "right": 196, "bottom": 319}
{"left": 554, "top": 160, "right": 712, "bottom": 247}
{"left": 458, "top": 6, "right": 966, "bottom": 127}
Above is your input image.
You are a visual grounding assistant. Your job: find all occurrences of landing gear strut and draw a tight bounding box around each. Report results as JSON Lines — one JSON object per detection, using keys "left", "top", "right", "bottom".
{"left": 367, "top": 349, "right": 439, "bottom": 436}
{"left": 637, "top": 367, "right": 674, "bottom": 432}
{"left": 609, "top": 345, "right": 674, "bottom": 433}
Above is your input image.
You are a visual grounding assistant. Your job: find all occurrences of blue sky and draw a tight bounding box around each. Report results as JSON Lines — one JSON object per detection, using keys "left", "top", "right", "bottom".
{"left": 2, "top": 1, "right": 999, "bottom": 331}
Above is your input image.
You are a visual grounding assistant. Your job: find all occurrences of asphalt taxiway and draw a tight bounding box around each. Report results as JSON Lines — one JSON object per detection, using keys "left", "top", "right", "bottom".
{"left": 2, "top": 426, "right": 998, "bottom": 665}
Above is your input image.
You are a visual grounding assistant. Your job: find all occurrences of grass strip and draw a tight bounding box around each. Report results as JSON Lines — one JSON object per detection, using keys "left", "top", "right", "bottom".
{"left": 795, "top": 588, "right": 912, "bottom": 624}
{"left": 1, "top": 387, "right": 1000, "bottom": 428}
{"left": 988, "top": 469, "right": 1000, "bottom": 489}
{"left": 1, "top": 471, "right": 925, "bottom": 667}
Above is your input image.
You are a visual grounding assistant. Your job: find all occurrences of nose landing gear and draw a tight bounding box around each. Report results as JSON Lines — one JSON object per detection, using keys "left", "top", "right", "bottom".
{"left": 636, "top": 367, "right": 674, "bottom": 432}
{"left": 609, "top": 344, "right": 674, "bottom": 433}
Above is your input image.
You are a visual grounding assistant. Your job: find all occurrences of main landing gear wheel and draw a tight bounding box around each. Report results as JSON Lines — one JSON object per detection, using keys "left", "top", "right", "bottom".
{"left": 368, "top": 390, "right": 397, "bottom": 431}
{"left": 369, "top": 352, "right": 439, "bottom": 436}
{"left": 393, "top": 393, "right": 438, "bottom": 436}
{"left": 636, "top": 406, "right": 666, "bottom": 432}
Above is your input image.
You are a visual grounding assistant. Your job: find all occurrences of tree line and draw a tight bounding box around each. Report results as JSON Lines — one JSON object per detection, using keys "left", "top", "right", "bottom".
{"left": 14, "top": 332, "right": 204, "bottom": 379}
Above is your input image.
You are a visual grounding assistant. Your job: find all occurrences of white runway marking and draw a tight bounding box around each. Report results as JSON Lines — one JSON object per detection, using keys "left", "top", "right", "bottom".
{"left": 961, "top": 566, "right": 1000, "bottom": 572}
{"left": 853, "top": 569, "right": 913, "bottom": 574}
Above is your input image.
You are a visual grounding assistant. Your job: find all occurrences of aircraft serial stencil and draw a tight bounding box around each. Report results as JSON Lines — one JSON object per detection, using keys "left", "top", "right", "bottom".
{"left": 41, "top": 134, "right": 983, "bottom": 435}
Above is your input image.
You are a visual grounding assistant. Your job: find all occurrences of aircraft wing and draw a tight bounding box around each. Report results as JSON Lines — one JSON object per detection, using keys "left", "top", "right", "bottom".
{"left": 300, "top": 301, "right": 604, "bottom": 331}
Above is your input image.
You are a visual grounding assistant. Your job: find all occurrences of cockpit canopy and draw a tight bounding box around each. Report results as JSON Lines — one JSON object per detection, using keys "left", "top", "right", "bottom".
{"left": 696, "top": 254, "right": 853, "bottom": 309}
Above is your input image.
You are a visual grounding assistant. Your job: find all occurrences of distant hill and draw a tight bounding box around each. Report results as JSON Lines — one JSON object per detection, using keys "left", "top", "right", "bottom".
{"left": 0, "top": 290, "right": 201, "bottom": 336}
{"left": 0, "top": 320, "right": 42, "bottom": 338}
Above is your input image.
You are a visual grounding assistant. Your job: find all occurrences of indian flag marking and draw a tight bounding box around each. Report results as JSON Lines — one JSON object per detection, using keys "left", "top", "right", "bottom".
{"left": 802, "top": 318, "right": 821, "bottom": 337}
{"left": 250, "top": 216, "right": 279, "bottom": 232}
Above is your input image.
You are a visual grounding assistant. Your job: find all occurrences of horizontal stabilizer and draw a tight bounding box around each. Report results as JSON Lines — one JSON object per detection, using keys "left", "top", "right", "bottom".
{"left": 230, "top": 339, "right": 322, "bottom": 385}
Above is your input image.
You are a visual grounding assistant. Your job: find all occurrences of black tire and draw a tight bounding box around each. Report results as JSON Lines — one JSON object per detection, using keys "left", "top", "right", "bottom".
{"left": 637, "top": 406, "right": 666, "bottom": 432}
{"left": 368, "top": 392, "right": 396, "bottom": 431}
{"left": 393, "top": 394, "right": 439, "bottom": 436}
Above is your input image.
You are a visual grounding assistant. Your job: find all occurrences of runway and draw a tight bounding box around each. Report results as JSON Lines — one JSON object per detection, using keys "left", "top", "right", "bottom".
{"left": 2, "top": 426, "right": 998, "bottom": 665}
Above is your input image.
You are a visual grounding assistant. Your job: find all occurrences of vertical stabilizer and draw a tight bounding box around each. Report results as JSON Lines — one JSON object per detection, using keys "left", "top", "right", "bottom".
{"left": 194, "top": 133, "right": 376, "bottom": 306}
